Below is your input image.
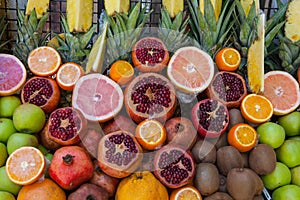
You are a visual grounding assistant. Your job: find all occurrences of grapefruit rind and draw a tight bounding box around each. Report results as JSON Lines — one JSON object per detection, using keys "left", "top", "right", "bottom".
{"left": 72, "top": 73, "right": 124, "bottom": 122}
{"left": 263, "top": 70, "right": 300, "bottom": 116}
{"left": 167, "top": 46, "right": 214, "bottom": 94}
{"left": 0, "top": 54, "right": 27, "bottom": 96}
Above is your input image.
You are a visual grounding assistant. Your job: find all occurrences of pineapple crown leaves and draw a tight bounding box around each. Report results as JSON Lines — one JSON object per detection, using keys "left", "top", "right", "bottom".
{"left": 188, "top": 0, "right": 235, "bottom": 57}
{"left": 13, "top": 8, "right": 49, "bottom": 64}
{"left": 0, "top": 15, "right": 11, "bottom": 52}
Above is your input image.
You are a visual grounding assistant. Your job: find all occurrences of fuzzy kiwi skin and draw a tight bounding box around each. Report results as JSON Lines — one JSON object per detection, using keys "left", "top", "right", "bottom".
{"left": 192, "top": 139, "right": 216, "bottom": 163}
{"left": 241, "top": 152, "right": 249, "bottom": 168}
{"left": 248, "top": 144, "right": 276, "bottom": 175}
{"left": 228, "top": 108, "right": 244, "bottom": 129}
{"left": 218, "top": 174, "right": 227, "bottom": 192}
{"left": 204, "top": 192, "right": 233, "bottom": 200}
{"left": 194, "top": 163, "right": 220, "bottom": 196}
{"left": 216, "top": 146, "right": 244, "bottom": 176}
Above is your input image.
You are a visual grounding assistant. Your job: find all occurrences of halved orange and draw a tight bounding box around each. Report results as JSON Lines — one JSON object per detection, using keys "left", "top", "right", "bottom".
{"left": 27, "top": 46, "right": 61, "bottom": 76}
{"left": 135, "top": 119, "right": 167, "bottom": 150}
{"left": 56, "top": 62, "right": 84, "bottom": 91}
{"left": 6, "top": 146, "right": 46, "bottom": 185}
{"left": 227, "top": 123, "right": 258, "bottom": 152}
{"left": 240, "top": 94, "right": 274, "bottom": 124}
{"left": 215, "top": 47, "right": 241, "bottom": 71}
{"left": 109, "top": 60, "right": 134, "bottom": 85}
{"left": 170, "top": 185, "right": 202, "bottom": 200}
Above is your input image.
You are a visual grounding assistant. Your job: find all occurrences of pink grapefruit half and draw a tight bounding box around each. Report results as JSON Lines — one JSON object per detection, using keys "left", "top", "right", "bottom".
{"left": 0, "top": 54, "right": 27, "bottom": 96}
{"left": 72, "top": 73, "right": 124, "bottom": 122}
{"left": 167, "top": 46, "right": 215, "bottom": 94}
{"left": 262, "top": 70, "right": 300, "bottom": 115}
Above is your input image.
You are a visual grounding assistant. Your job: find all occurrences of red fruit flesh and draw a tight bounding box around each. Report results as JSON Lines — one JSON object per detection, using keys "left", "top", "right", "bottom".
{"left": 21, "top": 76, "right": 60, "bottom": 113}
{"left": 154, "top": 145, "right": 195, "bottom": 189}
{"left": 191, "top": 98, "right": 229, "bottom": 138}
{"left": 49, "top": 146, "right": 94, "bottom": 190}
{"left": 97, "top": 130, "right": 143, "bottom": 178}
{"left": 132, "top": 37, "right": 169, "bottom": 73}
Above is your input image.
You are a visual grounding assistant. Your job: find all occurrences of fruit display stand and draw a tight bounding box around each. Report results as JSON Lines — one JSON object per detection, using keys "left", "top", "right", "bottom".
{"left": 1, "top": 0, "right": 300, "bottom": 200}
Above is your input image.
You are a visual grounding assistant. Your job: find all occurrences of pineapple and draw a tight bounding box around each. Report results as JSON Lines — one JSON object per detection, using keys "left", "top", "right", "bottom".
{"left": 188, "top": 0, "right": 235, "bottom": 57}
{"left": 25, "top": 0, "right": 50, "bottom": 19}
{"left": 104, "top": 0, "right": 130, "bottom": 16}
{"left": 284, "top": 0, "right": 300, "bottom": 42}
{"left": 199, "top": 0, "right": 222, "bottom": 21}
{"left": 0, "top": 15, "right": 10, "bottom": 53}
{"left": 162, "top": 0, "right": 184, "bottom": 19}
{"left": 240, "top": 0, "right": 260, "bottom": 17}
{"left": 67, "top": 0, "right": 93, "bottom": 32}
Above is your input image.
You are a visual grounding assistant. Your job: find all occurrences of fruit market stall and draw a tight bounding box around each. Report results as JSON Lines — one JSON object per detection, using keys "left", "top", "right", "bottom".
{"left": 0, "top": 0, "right": 300, "bottom": 200}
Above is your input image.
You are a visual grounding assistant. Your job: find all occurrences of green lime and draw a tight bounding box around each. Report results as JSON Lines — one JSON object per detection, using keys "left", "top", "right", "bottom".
{"left": 272, "top": 184, "right": 300, "bottom": 200}
{"left": 13, "top": 103, "right": 46, "bottom": 134}
{"left": 0, "top": 191, "right": 15, "bottom": 200}
{"left": 256, "top": 122, "right": 285, "bottom": 148}
{"left": 6, "top": 133, "right": 39, "bottom": 155}
{"left": 0, "top": 118, "right": 17, "bottom": 143}
{"left": 276, "top": 140, "right": 300, "bottom": 168}
{"left": 0, "top": 166, "right": 22, "bottom": 196}
{"left": 0, "top": 142, "right": 8, "bottom": 167}
{"left": 291, "top": 166, "right": 300, "bottom": 187}
{"left": 0, "top": 96, "right": 21, "bottom": 118}
{"left": 278, "top": 111, "right": 300, "bottom": 137}
{"left": 261, "top": 162, "right": 291, "bottom": 190}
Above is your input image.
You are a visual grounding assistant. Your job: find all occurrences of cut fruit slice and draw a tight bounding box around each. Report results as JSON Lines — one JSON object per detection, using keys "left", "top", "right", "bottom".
{"left": 240, "top": 0, "right": 260, "bottom": 16}
{"left": 27, "top": 46, "right": 61, "bottom": 77}
{"left": 72, "top": 73, "right": 124, "bottom": 122}
{"left": 135, "top": 119, "right": 167, "bottom": 150}
{"left": 25, "top": 0, "right": 50, "bottom": 19}
{"left": 109, "top": 60, "right": 134, "bottom": 85}
{"left": 104, "top": 0, "right": 130, "bottom": 16}
{"left": 170, "top": 185, "right": 202, "bottom": 200}
{"left": 167, "top": 46, "right": 214, "bottom": 94}
{"left": 0, "top": 54, "right": 27, "bottom": 96}
{"left": 227, "top": 123, "right": 258, "bottom": 152}
{"left": 67, "top": 0, "right": 93, "bottom": 32}
{"left": 56, "top": 62, "right": 84, "bottom": 91}
{"left": 6, "top": 146, "right": 46, "bottom": 185}
{"left": 162, "top": 0, "right": 184, "bottom": 18}
{"left": 262, "top": 70, "right": 300, "bottom": 116}
{"left": 199, "top": 0, "right": 222, "bottom": 21}
{"left": 215, "top": 47, "right": 241, "bottom": 72}
{"left": 240, "top": 94, "right": 274, "bottom": 124}
{"left": 284, "top": 0, "right": 300, "bottom": 42}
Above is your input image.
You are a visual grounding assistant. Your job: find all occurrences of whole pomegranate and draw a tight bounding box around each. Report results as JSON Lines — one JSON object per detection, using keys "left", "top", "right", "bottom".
{"left": 79, "top": 129, "right": 104, "bottom": 158}
{"left": 154, "top": 145, "right": 195, "bottom": 189}
{"left": 21, "top": 76, "right": 60, "bottom": 113}
{"left": 49, "top": 146, "right": 93, "bottom": 190}
{"left": 101, "top": 115, "right": 136, "bottom": 135}
{"left": 97, "top": 130, "right": 143, "bottom": 178}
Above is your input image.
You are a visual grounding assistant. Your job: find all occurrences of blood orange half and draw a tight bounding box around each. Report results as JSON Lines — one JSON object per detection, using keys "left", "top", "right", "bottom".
{"left": 262, "top": 71, "right": 300, "bottom": 115}
{"left": 72, "top": 73, "right": 124, "bottom": 122}
{"left": 0, "top": 54, "right": 27, "bottom": 96}
{"left": 167, "top": 46, "right": 214, "bottom": 94}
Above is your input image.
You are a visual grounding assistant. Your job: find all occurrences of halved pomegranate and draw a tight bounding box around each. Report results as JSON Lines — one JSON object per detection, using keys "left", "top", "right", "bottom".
{"left": 132, "top": 37, "right": 169, "bottom": 72}
{"left": 21, "top": 76, "right": 60, "bottom": 113}
{"left": 97, "top": 130, "right": 143, "bottom": 178}
{"left": 44, "top": 107, "right": 88, "bottom": 146}
{"left": 154, "top": 145, "right": 195, "bottom": 189}
{"left": 191, "top": 98, "right": 229, "bottom": 138}
{"left": 206, "top": 71, "right": 247, "bottom": 108}
{"left": 124, "top": 73, "right": 177, "bottom": 123}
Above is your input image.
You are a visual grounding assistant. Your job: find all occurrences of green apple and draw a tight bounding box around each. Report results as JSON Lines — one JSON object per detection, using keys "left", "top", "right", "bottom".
{"left": 0, "top": 142, "right": 8, "bottom": 167}
{"left": 278, "top": 111, "right": 300, "bottom": 136}
{"left": 0, "top": 96, "right": 21, "bottom": 118}
{"left": 272, "top": 184, "right": 300, "bottom": 200}
{"left": 289, "top": 136, "right": 300, "bottom": 141}
{"left": 0, "top": 167, "right": 21, "bottom": 196}
{"left": 256, "top": 122, "right": 285, "bottom": 148}
{"left": 0, "top": 191, "right": 15, "bottom": 200}
{"left": 276, "top": 140, "right": 300, "bottom": 168}
{"left": 6, "top": 133, "right": 39, "bottom": 155}
{"left": 0, "top": 118, "right": 17, "bottom": 143}
{"left": 291, "top": 166, "right": 300, "bottom": 187}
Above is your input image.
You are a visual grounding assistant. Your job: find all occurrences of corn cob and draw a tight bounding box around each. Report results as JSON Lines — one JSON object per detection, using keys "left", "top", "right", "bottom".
{"left": 25, "top": 0, "right": 49, "bottom": 19}
{"left": 104, "top": 0, "right": 130, "bottom": 16}
{"left": 162, "top": 0, "right": 184, "bottom": 19}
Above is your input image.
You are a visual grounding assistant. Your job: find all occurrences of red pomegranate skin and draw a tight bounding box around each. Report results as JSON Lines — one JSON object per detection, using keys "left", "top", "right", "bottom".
{"left": 101, "top": 115, "right": 137, "bottom": 135}
{"left": 49, "top": 146, "right": 94, "bottom": 190}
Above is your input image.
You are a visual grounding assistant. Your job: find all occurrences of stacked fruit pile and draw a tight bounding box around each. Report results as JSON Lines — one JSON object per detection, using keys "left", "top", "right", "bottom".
{"left": 0, "top": 0, "right": 300, "bottom": 199}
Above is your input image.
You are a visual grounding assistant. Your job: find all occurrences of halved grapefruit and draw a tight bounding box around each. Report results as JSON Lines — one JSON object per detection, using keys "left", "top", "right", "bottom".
{"left": 262, "top": 71, "right": 300, "bottom": 115}
{"left": 167, "top": 46, "right": 214, "bottom": 94}
{"left": 72, "top": 73, "right": 124, "bottom": 122}
{"left": 0, "top": 54, "right": 27, "bottom": 96}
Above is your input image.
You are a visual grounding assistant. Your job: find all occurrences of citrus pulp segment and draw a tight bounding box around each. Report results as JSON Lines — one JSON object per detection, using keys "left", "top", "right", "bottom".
{"left": 0, "top": 54, "right": 27, "bottom": 96}
{"left": 262, "top": 70, "right": 300, "bottom": 115}
{"left": 56, "top": 62, "right": 84, "bottom": 91}
{"left": 72, "top": 73, "right": 124, "bottom": 122}
{"left": 170, "top": 185, "right": 202, "bottom": 200}
{"left": 167, "top": 46, "right": 214, "bottom": 94}
{"left": 215, "top": 47, "right": 241, "bottom": 71}
{"left": 109, "top": 60, "right": 134, "bottom": 85}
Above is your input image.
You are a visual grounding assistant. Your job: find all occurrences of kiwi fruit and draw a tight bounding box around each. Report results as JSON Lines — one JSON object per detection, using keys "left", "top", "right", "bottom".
{"left": 204, "top": 192, "right": 233, "bottom": 200}
{"left": 208, "top": 132, "right": 228, "bottom": 150}
{"left": 253, "top": 195, "right": 264, "bottom": 200}
{"left": 241, "top": 152, "right": 249, "bottom": 168}
{"left": 191, "top": 139, "right": 216, "bottom": 163}
{"left": 194, "top": 163, "right": 220, "bottom": 196}
{"left": 218, "top": 174, "right": 227, "bottom": 192}
{"left": 228, "top": 108, "right": 244, "bottom": 129}
{"left": 227, "top": 168, "right": 258, "bottom": 200}
{"left": 247, "top": 169, "right": 264, "bottom": 195}
{"left": 248, "top": 144, "right": 276, "bottom": 175}
{"left": 216, "top": 146, "right": 244, "bottom": 176}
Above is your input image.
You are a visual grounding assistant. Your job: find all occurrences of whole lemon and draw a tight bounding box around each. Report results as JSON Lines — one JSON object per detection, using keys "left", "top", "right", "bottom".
{"left": 115, "top": 171, "right": 169, "bottom": 200}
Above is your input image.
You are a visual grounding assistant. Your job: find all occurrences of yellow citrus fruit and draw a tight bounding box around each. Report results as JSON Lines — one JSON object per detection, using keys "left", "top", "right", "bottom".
{"left": 170, "top": 185, "right": 202, "bottom": 200}
{"left": 109, "top": 60, "right": 134, "bottom": 85}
